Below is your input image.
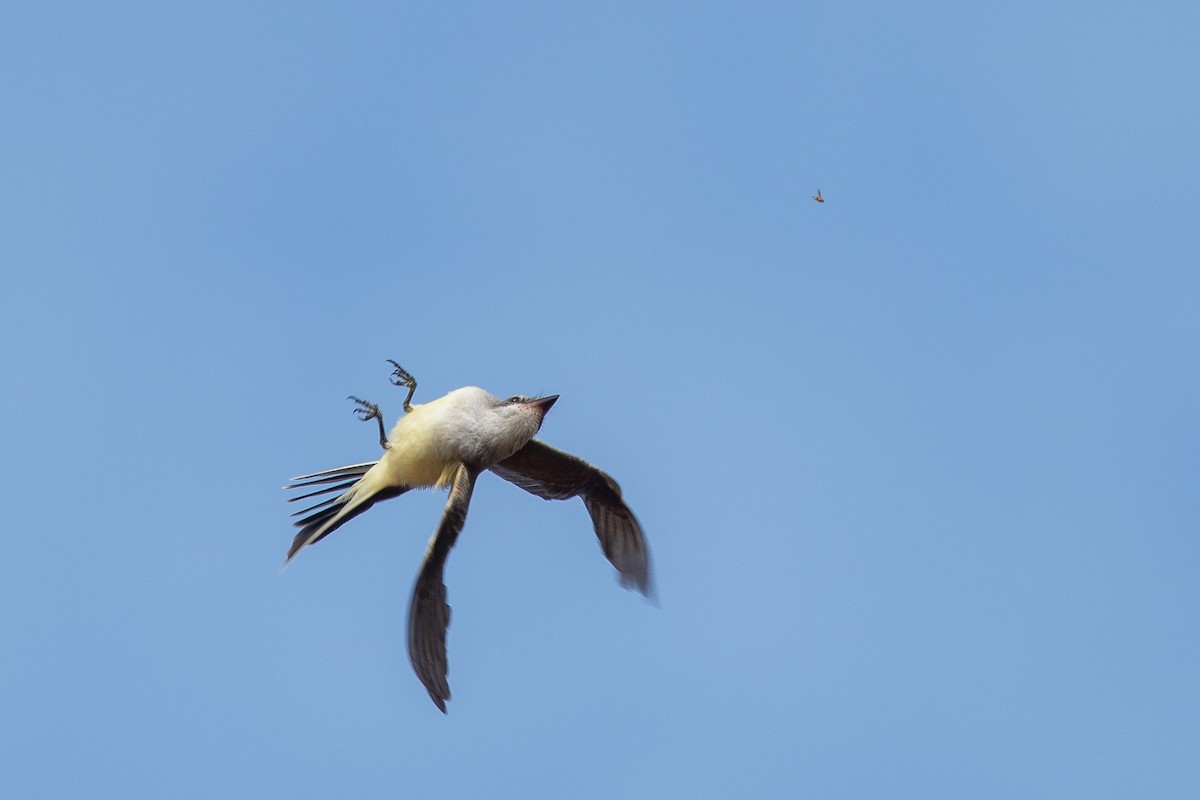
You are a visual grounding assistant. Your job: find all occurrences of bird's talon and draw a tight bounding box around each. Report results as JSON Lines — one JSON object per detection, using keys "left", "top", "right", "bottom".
{"left": 348, "top": 396, "right": 382, "bottom": 421}
{"left": 388, "top": 360, "right": 416, "bottom": 388}
{"left": 386, "top": 359, "right": 419, "bottom": 412}
{"left": 348, "top": 396, "right": 389, "bottom": 450}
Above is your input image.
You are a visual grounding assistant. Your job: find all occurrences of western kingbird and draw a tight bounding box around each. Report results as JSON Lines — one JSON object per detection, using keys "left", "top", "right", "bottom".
{"left": 285, "top": 361, "right": 652, "bottom": 711}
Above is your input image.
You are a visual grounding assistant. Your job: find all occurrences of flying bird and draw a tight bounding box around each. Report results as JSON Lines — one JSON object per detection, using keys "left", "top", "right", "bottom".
{"left": 284, "top": 361, "right": 652, "bottom": 712}
{"left": 812, "top": 189, "right": 824, "bottom": 203}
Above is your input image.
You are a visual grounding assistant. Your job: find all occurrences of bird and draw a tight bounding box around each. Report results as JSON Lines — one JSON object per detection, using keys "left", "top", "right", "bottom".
{"left": 812, "top": 188, "right": 824, "bottom": 203}
{"left": 284, "top": 361, "right": 652, "bottom": 712}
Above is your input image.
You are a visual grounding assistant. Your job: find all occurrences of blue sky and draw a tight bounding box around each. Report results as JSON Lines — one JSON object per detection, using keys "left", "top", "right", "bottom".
{"left": 2, "top": 1, "right": 1198, "bottom": 796}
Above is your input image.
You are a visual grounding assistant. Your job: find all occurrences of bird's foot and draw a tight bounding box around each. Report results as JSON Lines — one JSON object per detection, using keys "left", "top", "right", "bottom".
{"left": 387, "top": 360, "right": 418, "bottom": 412}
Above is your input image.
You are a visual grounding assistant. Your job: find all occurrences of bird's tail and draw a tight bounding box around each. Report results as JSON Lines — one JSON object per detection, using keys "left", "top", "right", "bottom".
{"left": 283, "top": 461, "right": 408, "bottom": 564}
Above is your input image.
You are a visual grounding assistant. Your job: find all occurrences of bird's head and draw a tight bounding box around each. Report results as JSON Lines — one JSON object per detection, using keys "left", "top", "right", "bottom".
{"left": 494, "top": 393, "right": 558, "bottom": 437}
{"left": 454, "top": 389, "right": 559, "bottom": 465}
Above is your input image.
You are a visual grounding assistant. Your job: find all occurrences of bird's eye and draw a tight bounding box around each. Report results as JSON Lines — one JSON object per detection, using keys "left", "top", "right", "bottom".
{"left": 506, "top": 395, "right": 523, "bottom": 404}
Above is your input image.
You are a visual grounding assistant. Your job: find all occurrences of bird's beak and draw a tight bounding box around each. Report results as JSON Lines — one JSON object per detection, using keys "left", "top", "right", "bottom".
{"left": 531, "top": 395, "right": 559, "bottom": 415}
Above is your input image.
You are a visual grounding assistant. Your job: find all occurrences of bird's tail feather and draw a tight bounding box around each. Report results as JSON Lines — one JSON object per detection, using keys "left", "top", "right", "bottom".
{"left": 283, "top": 461, "right": 408, "bottom": 563}
{"left": 287, "top": 461, "right": 379, "bottom": 488}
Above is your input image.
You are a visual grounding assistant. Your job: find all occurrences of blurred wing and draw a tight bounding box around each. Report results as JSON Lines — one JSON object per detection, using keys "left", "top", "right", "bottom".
{"left": 407, "top": 462, "right": 478, "bottom": 713}
{"left": 490, "top": 440, "right": 652, "bottom": 597}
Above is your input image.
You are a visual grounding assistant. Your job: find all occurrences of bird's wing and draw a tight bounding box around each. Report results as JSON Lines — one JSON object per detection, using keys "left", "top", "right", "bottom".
{"left": 407, "top": 462, "right": 478, "bottom": 713}
{"left": 489, "top": 440, "right": 652, "bottom": 598}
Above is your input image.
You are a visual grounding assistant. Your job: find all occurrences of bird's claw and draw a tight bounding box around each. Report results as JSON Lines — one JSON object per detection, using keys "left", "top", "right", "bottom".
{"left": 388, "top": 360, "right": 416, "bottom": 389}
{"left": 348, "top": 396, "right": 382, "bottom": 422}
{"left": 387, "top": 360, "right": 419, "bottom": 412}
{"left": 348, "top": 396, "right": 390, "bottom": 450}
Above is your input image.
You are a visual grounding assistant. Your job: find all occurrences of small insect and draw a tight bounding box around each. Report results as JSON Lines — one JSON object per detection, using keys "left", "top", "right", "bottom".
{"left": 812, "top": 189, "right": 824, "bottom": 203}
